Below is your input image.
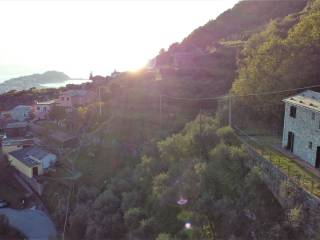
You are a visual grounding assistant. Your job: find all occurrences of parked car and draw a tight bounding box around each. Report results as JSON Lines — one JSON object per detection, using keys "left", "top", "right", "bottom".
{"left": 0, "top": 199, "right": 9, "bottom": 208}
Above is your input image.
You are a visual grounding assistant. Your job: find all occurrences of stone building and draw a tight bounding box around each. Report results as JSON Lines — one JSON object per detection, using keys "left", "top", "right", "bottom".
{"left": 57, "top": 90, "right": 96, "bottom": 109}
{"left": 282, "top": 90, "right": 320, "bottom": 168}
{"left": 33, "top": 100, "right": 56, "bottom": 120}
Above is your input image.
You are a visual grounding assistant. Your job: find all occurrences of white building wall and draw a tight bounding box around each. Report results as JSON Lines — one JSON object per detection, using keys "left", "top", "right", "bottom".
{"left": 282, "top": 103, "right": 320, "bottom": 166}
{"left": 9, "top": 155, "right": 43, "bottom": 178}
{"left": 41, "top": 153, "right": 57, "bottom": 169}
{"left": 34, "top": 104, "right": 53, "bottom": 120}
{"left": 11, "top": 106, "right": 32, "bottom": 122}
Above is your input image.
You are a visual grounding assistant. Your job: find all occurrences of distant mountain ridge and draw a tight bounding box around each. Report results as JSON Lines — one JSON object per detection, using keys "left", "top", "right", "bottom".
{"left": 0, "top": 71, "right": 70, "bottom": 94}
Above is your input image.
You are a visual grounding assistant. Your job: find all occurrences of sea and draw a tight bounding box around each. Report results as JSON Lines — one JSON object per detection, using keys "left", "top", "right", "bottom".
{"left": 40, "top": 79, "right": 91, "bottom": 88}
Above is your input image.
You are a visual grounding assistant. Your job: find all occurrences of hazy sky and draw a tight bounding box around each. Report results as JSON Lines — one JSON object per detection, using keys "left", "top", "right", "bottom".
{"left": 0, "top": 0, "right": 238, "bottom": 80}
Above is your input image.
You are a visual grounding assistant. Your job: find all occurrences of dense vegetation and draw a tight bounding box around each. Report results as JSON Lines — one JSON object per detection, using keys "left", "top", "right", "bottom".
{"left": 2, "top": 0, "right": 319, "bottom": 239}
{"left": 61, "top": 116, "right": 304, "bottom": 240}
{"left": 231, "top": 0, "right": 320, "bottom": 128}
{"left": 0, "top": 214, "right": 25, "bottom": 239}
{"left": 153, "top": 0, "right": 309, "bottom": 109}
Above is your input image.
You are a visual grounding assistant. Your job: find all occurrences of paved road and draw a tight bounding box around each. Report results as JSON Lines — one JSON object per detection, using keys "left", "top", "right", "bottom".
{"left": 0, "top": 208, "right": 56, "bottom": 239}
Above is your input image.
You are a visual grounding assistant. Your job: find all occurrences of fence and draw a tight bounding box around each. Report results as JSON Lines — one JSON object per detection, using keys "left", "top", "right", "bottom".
{"left": 234, "top": 126, "right": 320, "bottom": 198}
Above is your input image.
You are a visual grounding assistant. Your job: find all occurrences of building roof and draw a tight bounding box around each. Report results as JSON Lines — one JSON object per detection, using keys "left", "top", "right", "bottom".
{"left": 62, "top": 90, "right": 89, "bottom": 97}
{"left": 6, "top": 122, "right": 28, "bottom": 129}
{"left": 10, "top": 148, "right": 40, "bottom": 168}
{"left": 283, "top": 90, "right": 320, "bottom": 112}
{"left": 36, "top": 100, "right": 56, "bottom": 105}
{"left": 26, "top": 146, "right": 51, "bottom": 159}
{"left": 50, "top": 131, "right": 77, "bottom": 143}
{"left": 9, "top": 146, "right": 53, "bottom": 168}
{"left": 91, "top": 75, "right": 106, "bottom": 81}
{"left": 2, "top": 138, "right": 34, "bottom": 146}
{"left": 12, "top": 105, "right": 32, "bottom": 112}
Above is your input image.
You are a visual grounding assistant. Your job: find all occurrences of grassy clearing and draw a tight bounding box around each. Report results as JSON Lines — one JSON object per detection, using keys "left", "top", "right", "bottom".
{"left": 219, "top": 40, "right": 244, "bottom": 47}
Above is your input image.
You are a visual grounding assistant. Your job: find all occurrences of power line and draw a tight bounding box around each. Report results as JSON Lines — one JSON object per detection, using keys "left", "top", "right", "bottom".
{"left": 62, "top": 183, "right": 74, "bottom": 240}
{"left": 160, "top": 84, "right": 320, "bottom": 102}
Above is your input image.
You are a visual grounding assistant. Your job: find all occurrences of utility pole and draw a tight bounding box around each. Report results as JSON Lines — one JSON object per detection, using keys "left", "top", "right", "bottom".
{"left": 159, "top": 94, "right": 162, "bottom": 131}
{"left": 199, "top": 108, "right": 202, "bottom": 158}
{"left": 228, "top": 95, "right": 232, "bottom": 127}
{"left": 99, "top": 87, "right": 102, "bottom": 116}
{"left": 199, "top": 108, "right": 202, "bottom": 136}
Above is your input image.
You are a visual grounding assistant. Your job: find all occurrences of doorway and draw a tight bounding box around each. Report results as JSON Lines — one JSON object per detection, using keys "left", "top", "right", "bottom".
{"left": 316, "top": 147, "right": 320, "bottom": 168}
{"left": 32, "top": 167, "right": 38, "bottom": 177}
{"left": 287, "top": 131, "right": 294, "bottom": 153}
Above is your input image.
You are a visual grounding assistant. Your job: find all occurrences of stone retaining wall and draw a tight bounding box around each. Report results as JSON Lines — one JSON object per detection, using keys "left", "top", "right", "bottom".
{"left": 243, "top": 143, "right": 320, "bottom": 239}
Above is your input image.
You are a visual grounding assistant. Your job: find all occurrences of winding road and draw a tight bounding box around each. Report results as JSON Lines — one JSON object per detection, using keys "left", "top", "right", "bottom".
{"left": 0, "top": 208, "right": 56, "bottom": 239}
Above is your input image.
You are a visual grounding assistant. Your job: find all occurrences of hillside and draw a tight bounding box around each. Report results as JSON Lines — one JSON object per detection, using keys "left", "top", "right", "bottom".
{"left": 0, "top": 71, "right": 70, "bottom": 94}
{"left": 2, "top": 0, "right": 320, "bottom": 239}
{"left": 152, "top": 0, "right": 309, "bottom": 103}
{"left": 38, "top": 1, "right": 320, "bottom": 239}
{"left": 182, "top": 0, "right": 308, "bottom": 49}
{"left": 231, "top": 0, "right": 320, "bottom": 129}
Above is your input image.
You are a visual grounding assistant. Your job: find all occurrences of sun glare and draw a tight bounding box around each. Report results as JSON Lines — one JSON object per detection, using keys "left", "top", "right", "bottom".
{"left": 0, "top": 0, "right": 238, "bottom": 79}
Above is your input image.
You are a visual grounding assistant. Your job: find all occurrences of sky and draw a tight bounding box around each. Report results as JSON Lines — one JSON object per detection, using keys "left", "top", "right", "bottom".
{"left": 0, "top": 0, "right": 238, "bottom": 81}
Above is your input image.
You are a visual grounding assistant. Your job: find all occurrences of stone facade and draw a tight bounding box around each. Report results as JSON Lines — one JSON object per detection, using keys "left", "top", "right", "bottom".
{"left": 282, "top": 91, "right": 320, "bottom": 167}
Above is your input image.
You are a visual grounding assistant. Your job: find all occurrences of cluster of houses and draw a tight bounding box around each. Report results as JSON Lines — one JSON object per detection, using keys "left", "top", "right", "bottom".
{"left": 0, "top": 89, "right": 96, "bottom": 183}
{"left": 0, "top": 89, "right": 96, "bottom": 123}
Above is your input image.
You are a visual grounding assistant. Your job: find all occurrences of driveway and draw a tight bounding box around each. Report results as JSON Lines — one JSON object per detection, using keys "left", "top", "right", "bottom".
{"left": 0, "top": 208, "right": 56, "bottom": 239}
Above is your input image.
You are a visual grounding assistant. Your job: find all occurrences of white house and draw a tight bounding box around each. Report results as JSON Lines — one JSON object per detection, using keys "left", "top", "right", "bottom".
{"left": 8, "top": 146, "right": 57, "bottom": 178}
{"left": 10, "top": 105, "right": 32, "bottom": 122}
{"left": 282, "top": 90, "right": 320, "bottom": 168}
{"left": 34, "top": 100, "right": 56, "bottom": 120}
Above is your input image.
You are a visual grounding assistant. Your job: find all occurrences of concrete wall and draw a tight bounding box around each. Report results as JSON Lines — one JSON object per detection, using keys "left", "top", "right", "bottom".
{"left": 282, "top": 103, "right": 320, "bottom": 166}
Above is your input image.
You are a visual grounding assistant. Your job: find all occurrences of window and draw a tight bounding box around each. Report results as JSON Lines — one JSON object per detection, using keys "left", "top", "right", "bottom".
{"left": 61, "top": 97, "right": 64, "bottom": 101}
{"left": 312, "top": 112, "right": 315, "bottom": 120}
{"left": 309, "top": 141, "right": 313, "bottom": 149}
{"left": 290, "top": 106, "right": 297, "bottom": 118}
{"left": 67, "top": 97, "right": 70, "bottom": 101}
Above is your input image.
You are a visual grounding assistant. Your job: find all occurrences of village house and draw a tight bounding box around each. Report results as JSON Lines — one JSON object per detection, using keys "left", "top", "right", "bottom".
{"left": 5, "top": 122, "right": 29, "bottom": 138}
{"left": 111, "top": 69, "right": 121, "bottom": 78}
{"left": 10, "top": 105, "right": 32, "bottom": 122}
{"left": 282, "top": 90, "right": 320, "bottom": 168}
{"left": 33, "top": 100, "right": 56, "bottom": 120}
{"left": 8, "top": 146, "right": 57, "bottom": 178}
{"left": 89, "top": 73, "right": 109, "bottom": 86}
{"left": 1, "top": 138, "right": 33, "bottom": 154}
{"left": 57, "top": 89, "right": 96, "bottom": 109}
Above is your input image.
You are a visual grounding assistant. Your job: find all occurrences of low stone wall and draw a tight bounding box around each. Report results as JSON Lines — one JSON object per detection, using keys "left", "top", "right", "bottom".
{"left": 243, "top": 144, "right": 320, "bottom": 239}
{"left": 17, "top": 171, "right": 43, "bottom": 196}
